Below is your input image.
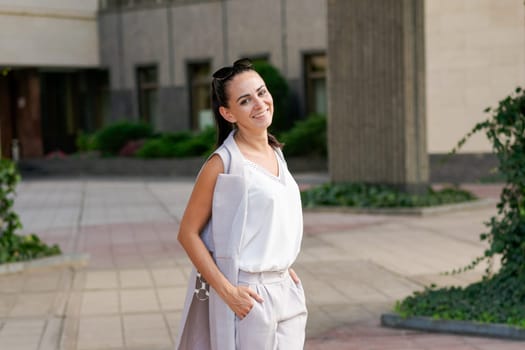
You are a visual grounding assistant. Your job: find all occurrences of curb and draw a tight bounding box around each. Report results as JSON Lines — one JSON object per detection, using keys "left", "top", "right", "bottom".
{"left": 0, "top": 253, "right": 90, "bottom": 275}
{"left": 18, "top": 157, "right": 328, "bottom": 178}
{"left": 303, "top": 198, "right": 497, "bottom": 216}
{"left": 381, "top": 313, "right": 525, "bottom": 341}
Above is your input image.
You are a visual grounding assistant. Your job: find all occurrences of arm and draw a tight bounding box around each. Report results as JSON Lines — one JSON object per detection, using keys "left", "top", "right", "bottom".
{"left": 177, "top": 154, "right": 263, "bottom": 318}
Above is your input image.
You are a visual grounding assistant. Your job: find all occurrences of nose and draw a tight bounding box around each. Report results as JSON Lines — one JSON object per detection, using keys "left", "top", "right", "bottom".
{"left": 254, "top": 95, "right": 266, "bottom": 109}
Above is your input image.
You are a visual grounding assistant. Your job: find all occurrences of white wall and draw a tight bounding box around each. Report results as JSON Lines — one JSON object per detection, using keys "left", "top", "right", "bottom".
{"left": 425, "top": 0, "right": 525, "bottom": 153}
{"left": 0, "top": 0, "right": 99, "bottom": 67}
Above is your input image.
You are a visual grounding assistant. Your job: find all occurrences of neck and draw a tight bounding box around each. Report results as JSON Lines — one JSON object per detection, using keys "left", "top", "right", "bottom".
{"left": 234, "top": 128, "right": 269, "bottom": 152}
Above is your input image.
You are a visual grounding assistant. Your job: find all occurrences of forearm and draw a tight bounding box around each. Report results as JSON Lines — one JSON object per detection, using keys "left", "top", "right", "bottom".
{"left": 176, "top": 155, "right": 256, "bottom": 313}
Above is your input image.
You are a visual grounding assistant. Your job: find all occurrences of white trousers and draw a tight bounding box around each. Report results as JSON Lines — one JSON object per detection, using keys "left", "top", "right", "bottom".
{"left": 235, "top": 270, "right": 308, "bottom": 350}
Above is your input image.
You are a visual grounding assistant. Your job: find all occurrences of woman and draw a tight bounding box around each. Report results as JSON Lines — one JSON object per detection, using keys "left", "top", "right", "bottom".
{"left": 176, "top": 58, "right": 307, "bottom": 350}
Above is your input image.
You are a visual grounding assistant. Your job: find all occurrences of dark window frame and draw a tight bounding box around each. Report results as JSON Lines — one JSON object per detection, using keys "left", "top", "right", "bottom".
{"left": 303, "top": 51, "right": 327, "bottom": 117}
{"left": 186, "top": 59, "right": 212, "bottom": 131}
{"left": 136, "top": 64, "right": 159, "bottom": 124}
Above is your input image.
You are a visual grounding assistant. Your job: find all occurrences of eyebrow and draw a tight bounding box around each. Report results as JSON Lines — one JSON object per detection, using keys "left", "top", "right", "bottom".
{"left": 236, "top": 85, "right": 266, "bottom": 103}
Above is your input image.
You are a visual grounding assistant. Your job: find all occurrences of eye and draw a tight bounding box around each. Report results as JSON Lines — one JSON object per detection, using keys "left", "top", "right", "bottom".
{"left": 258, "top": 89, "right": 267, "bottom": 96}
{"left": 239, "top": 98, "right": 249, "bottom": 105}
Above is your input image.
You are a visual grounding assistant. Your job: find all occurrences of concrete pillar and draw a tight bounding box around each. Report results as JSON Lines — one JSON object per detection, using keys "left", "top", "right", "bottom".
{"left": 327, "top": 0, "right": 428, "bottom": 192}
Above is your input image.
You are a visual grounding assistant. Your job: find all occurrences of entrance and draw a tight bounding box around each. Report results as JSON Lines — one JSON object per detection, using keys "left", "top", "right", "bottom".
{"left": 1, "top": 69, "right": 108, "bottom": 159}
{"left": 0, "top": 69, "right": 42, "bottom": 159}
{"left": 40, "top": 69, "right": 108, "bottom": 155}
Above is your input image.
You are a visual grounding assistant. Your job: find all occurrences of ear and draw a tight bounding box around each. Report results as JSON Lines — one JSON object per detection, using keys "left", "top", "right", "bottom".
{"left": 219, "top": 106, "right": 236, "bottom": 123}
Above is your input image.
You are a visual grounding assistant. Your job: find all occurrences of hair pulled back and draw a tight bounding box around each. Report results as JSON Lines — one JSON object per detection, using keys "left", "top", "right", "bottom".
{"left": 211, "top": 60, "right": 282, "bottom": 149}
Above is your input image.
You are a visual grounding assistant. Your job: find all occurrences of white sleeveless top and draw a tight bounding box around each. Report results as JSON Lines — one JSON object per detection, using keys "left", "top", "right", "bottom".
{"left": 238, "top": 150, "right": 303, "bottom": 272}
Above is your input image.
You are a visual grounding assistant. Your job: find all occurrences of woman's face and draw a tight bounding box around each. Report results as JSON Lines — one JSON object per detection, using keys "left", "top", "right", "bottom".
{"left": 220, "top": 70, "right": 274, "bottom": 131}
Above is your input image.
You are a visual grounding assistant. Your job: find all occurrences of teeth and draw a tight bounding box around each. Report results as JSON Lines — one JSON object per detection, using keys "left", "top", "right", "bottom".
{"left": 252, "top": 109, "right": 269, "bottom": 118}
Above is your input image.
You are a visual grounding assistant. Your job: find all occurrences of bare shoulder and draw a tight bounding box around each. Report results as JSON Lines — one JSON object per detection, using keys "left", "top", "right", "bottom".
{"left": 194, "top": 153, "right": 224, "bottom": 188}
{"left": 179, "top": 154, "right": 225, "bottom": 236}
{"left": 202, "top": 153, "right": 224, "bottom": 176}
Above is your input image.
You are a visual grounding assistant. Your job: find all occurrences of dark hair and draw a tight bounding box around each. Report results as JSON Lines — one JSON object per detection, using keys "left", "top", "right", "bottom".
{"left": 211, "top": 59, "right": 282, "bottom": 149}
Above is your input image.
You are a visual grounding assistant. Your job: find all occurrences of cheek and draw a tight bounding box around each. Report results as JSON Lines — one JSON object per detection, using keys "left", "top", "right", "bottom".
{"left": 234, "top": 106, "right": 252, "bottom": 119}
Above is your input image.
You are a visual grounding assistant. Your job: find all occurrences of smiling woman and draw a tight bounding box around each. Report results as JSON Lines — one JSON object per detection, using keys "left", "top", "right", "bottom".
{"left": 175, "top": 59, "right": 307, "bottom": 350}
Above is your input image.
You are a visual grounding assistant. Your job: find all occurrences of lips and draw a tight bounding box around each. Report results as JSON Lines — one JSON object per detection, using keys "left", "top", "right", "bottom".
{"left": 252, "top": 109, "right": 269, "bottom": 119}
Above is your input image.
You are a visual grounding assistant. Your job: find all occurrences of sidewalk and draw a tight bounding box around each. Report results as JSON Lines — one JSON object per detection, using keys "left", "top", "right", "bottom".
{"left": 1, "top": 175, "right": 521, "bottom": 349}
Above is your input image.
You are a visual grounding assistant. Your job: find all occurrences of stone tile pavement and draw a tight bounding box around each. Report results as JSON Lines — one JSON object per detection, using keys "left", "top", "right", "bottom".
{"left": 0, "top": 175, "right": 521, "bottom": 349}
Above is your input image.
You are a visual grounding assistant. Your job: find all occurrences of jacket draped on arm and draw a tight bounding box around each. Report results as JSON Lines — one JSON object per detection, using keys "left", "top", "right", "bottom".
{"left": 176, "top": 130, "right": 249, "bottom": 350}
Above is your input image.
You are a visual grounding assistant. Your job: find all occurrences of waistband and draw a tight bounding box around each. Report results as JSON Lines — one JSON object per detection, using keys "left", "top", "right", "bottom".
{"left": 238, "top": 270, "right": 289, "bottom": 284}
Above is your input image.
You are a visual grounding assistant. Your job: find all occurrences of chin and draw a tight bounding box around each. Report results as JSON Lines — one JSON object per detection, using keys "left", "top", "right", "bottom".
{"left": 261, "top": 116, "right": 273, "bottom": 129}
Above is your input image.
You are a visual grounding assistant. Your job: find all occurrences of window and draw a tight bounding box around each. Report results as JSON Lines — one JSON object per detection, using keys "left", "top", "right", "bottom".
{"left": 188, "top": 62, "right": 212, "bottom": 130}
{"left": 136, "top": 65, "right": 159, "bottom": 126}
{"left": 304, "top": 53, "right": 327, "bottom": 116}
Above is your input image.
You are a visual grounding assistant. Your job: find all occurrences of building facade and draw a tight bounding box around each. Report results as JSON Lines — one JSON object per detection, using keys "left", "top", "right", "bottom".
{"left": 0, "top": 0, "right": 107, "bottom": 158}
{"left": 1, "top": 0, "right": 524, "bottom": 159}
{"left": 98, "top": 0, "right": 327, "bottom": 134}
{"left": 98, "top": 0, "right": 525, "bottom": 154}
{"left": 425, "top": 0, "right": 524, "bottom": 153}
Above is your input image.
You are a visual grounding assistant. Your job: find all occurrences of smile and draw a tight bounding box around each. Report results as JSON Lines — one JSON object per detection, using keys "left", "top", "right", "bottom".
{"left": 252, "top": 109, "right": 269, "bottom": 119}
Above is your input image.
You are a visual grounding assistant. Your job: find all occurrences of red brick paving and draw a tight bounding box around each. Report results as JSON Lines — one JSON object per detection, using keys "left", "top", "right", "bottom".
{"left": 16, "top": 180, "right": 519, "bottom": 349}
{"left": 305, "top": 321, "right": 524, "bottom": 349}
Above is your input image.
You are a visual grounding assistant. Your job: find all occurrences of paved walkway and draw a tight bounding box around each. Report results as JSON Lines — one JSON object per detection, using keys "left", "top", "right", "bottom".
{"left": 1, "top": 175, "right": 522, "bottom": 349}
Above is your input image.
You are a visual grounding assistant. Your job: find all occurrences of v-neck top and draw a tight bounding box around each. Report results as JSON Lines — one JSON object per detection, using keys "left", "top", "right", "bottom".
{"left": 243, "top": 154, "right": 283, "bottom": 184}
{"left": 238, "top": 148, "right": 303, "bottom": 272}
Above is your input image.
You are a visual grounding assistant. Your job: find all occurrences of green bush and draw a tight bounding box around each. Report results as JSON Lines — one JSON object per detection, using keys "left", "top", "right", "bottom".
{"left": 0, "top": 159, "right": 61, "bottom": 264}
{"left": 75, "top": 131, "right": 98, "bottom": 152}
{"left": 136, "top": 127, "right": 215, "bottom": 158}
{"left": 252, "top": 60, "right": 292, "bottom": 133}
{"left": 94, "top": 121, "right": 153, "bottom": 156}
{"left": 162, "top": 131, "right": 193, "bottom": 144}
{"left": 396, "top": 87, "right": 525, "bottom": 327}
{"left": 172, "top": 127, "right": 215, "bottom": 157}
{"left": 301, "top": 183, "right": 475, "bottom": 208}
{"left": 395, "top": 270, "right": 525, "bottom": 328}
{"left": 136, "top": 137, "right": 178, "bottom": 158}
{"left": 280, "top": 115, "right": 327, "bottom": 157}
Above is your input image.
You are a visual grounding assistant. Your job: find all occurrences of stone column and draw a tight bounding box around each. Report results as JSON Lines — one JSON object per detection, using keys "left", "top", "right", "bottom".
{"left": 327, "top": 0, "right": 428, "bottom": 193}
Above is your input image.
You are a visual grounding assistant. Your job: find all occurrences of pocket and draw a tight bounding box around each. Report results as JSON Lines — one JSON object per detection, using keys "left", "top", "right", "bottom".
{"left": 236, "top": 283, "right": 258, "bottom": 324}
{"left": 238, "top": 299, "right": 258, "bottom": 324}
{"left": 289, "top": 275, "right": 306, "bottom": 302}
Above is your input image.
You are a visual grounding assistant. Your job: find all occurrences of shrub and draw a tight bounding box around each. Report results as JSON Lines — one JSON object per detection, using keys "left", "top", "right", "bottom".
{"left": 136, "top": 137, "right": 178, "bottom": 158}
{"left": 445, "top": 87, "right": 525, "bottom": 275}
{"left": 75, "top": 131, "right": 98, "bottom": 152}
{"left": 136, "top": 127, "right": 215, "bottom": 158}
{"left": 172, "top": 127, "right": 215, "bottom": 157}
{"left": 94, "top": 121, "right": 153, "bottom": 156}
{"left": 395, "top": 270, "right": 525, "bottom": 328}
{"left": 0, "top": 159, "right": 61, "bottom": 264}
{"left": 119, "top": 139, "right": 145, "bottom": 157}
{"left": 395, "top": 87, "right": 525, "bottom": 327}
{"left": 280, "top": 115, "right": 327, "bottom": 157}
{"left": 162, "top": 131, "right": 193, "bottom": 144}
{"left": 252, "top": 60, "right": 292, "bottom": 133}
{"left": 301, "top": 182, "right": 475, "bottom": 208}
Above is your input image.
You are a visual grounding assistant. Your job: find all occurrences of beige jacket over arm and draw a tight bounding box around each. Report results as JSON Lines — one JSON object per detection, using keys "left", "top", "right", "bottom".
{"left": 177, "top": 130, "right": 274, "bottom": 350}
